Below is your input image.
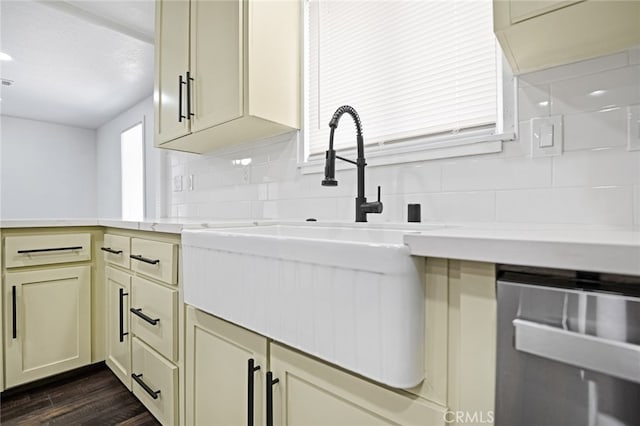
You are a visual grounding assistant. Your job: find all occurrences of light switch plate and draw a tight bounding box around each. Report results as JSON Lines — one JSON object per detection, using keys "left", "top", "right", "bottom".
{"left": 628, "top": 105, "right": 640, "bottom": 151}
{"left": 173, "top": 176, "right": 183, "bottom": 192}
{"left": 531, "top": 115, "right": 563, "bottom": 157}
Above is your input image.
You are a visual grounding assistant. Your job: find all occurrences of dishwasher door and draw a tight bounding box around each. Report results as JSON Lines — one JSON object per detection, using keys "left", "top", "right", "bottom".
{"left": 496, "top": 279, "right": 640, "bottom": 426}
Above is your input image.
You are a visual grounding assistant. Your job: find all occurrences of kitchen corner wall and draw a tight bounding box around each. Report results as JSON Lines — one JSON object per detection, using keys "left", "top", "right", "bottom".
{"left": 96, "top": 96, "right": 165, "bottom": 219}
{"left": 0, "top": 116, "right": 97, "bottom": 219}
{"left": 166, "top": 48, "right": 640, "bottom": 229}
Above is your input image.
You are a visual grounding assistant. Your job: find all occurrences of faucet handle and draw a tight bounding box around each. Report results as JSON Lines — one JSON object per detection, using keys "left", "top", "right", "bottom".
{"left": 360, "top": 186, "right": 383, "bottom": 215}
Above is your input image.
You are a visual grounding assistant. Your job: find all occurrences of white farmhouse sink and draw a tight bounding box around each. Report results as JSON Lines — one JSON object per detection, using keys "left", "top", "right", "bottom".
{"left": 182, "top": 223, "right": 430, "bottom": 388}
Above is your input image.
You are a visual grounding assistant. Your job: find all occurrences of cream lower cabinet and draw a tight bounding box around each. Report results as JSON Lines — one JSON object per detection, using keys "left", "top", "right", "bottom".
{"left": 185, "top": 306, "right": 268, "bottom": 426}
{"left": 106, "top": 266, "right": 132, "bottom": 390}
{"left": 4, "top": 265, "right": 91, "bottom": 388}
{"left": 185, "top": 306, "right": 446, "bottom": 426}
{"left": 102, "top": 230, "right": 182, "bottom": 426}
{"left": 269, "top": 343, "right": 447, "bottom": 426}
{"left": 185, "top": 258, "right": 496, "bottom": 426}
{"left": 132, "top": 337, "right": 179, "bottom": 425}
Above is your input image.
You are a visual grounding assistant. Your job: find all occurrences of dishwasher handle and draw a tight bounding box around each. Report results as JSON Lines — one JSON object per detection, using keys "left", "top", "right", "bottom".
{"left": 514, "top": 318, "right": 640, "bottom": 384}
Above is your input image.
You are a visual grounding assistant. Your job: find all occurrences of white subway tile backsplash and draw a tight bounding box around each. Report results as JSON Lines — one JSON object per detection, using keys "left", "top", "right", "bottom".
{"left": 550, "top": 65, "right": 640, "bottom": 115}
{"left": 552, "top": 148, "right": 640, "bottom": 188}
{"left": 442, "top": 156, "right": 551, "bottom": 191}
{"left": 518, "top": 84, "right": 550, "bottom": 120}
{"left": 563, "top": 108, "right": 628, "bottom": 151}
{"left": 367, "top": 162, "right": 442, "bottom": 194}
{"left": 166, "top": 48, "right": 639, "bottom": 228}
{"left": 197, "top": 201, "right": 252, "bottom": 219}
{"left": 500, "top": 121, "right": 532, "bottom": 158}
{"left": 422, "top": 191, "right": 496, "bottom": 223}
{"left": 496, "top": 186, "right": 634, "bottom": 226}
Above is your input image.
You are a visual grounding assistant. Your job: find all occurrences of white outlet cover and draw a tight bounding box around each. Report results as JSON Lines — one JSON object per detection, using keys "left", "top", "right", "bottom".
{"left": 188, "top": 175, "right": 194, "bottom": 191}
{"left": 628, "top": 105, "right": 640, "bottom": 151}
{"left": 173, "top": 175, "right": 183, "bottom": 192}
{"left": 531, "top": 115, "right": 563, "bottom": 157}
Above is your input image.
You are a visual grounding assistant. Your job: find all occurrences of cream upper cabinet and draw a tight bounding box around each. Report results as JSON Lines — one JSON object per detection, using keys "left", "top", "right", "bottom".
{"left": 494, "top": 0, "right": 640, "bottom": 74}
{"left": 154, "top": 0, "right": 190, "bottom": 143}
{"left": 106, "top": 266, "right": 132, "bottom": 390}
{"left": 4, "top": 266, "right": 91, "bottom": 388}
{"left": 190, "top": 0, "right": 243, "bottom": 133}
{"left": 154, "top": 0, "right": 301, "bottom": 154}
{"left": 185, "top": 306, "right": 268, "bottom": 426}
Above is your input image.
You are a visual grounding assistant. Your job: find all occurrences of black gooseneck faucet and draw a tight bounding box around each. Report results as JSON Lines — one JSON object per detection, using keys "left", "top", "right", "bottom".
{"left": 322, "top": 105, "right": 383, "bottom": 222}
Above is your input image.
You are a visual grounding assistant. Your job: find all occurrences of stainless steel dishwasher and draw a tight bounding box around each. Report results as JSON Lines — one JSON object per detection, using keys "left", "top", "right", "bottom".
{"left": 496, "top": 268, "right": 640, "bottom": 426}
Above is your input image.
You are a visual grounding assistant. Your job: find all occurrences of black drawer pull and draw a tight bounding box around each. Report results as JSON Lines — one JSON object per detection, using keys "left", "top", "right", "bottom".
{"left": 266, "top": 372, "right": 279, "bottom": 426}
{"left": 101, "top": 247, "right": 123, "bottom": 255}
{"left": 186, "top": 71, "right": 194, "bottom": 119}
{"left": 132, "top": 373, "right": 161, "bottom": 399}
{"left": 130, "top": 308, "right": 160, "bottom": 325}
{"left": 130, "top": 254, "right": 160, "bottom": 265}
{"left": 17, "top": 246, "right": 82, "bottom": 254}
{"left": 179, "top": 74, "right": 186, "bottom": 122}
{"left": 12, "top": 286, "right": 17, "bottom": 339}
{"left": 248, "top": 358, "right": 261, "bottom": 426}
{"left": 119, "top": 288, "right": 129, "bottom": 342}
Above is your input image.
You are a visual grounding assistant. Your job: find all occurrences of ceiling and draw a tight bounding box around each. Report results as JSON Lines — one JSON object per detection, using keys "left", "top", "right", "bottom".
{"left": 0, "top": 0, "right": 155, "bottom": 129}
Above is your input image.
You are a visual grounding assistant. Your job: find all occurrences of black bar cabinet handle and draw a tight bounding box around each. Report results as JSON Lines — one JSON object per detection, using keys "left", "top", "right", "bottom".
{"left": 179, "top": 74, "right": 186, "bottom": 122}
{"left": 12, "top": 286, "right": 17, "bottom": 339}
{"left": 101, "top": 247, "right": 123, "bottom": 255}
{"left": 17, "top": 246, "right": 82, "bottom": 254}
{"left": 132, "top": 373, "right": 161, "bottom": 399}
{"left": 186, "top": 71, "right": 194, "bottom": 119}
{"left": 248, "top": 358, "right": 261, "bottom": 426}
{"left": 266, "top": 372, "right": 279, "bottom": 426}
{"left": 119, "top": 288, "right": 129, "bottom": 342}
{"left": 130, "top": 308, "right": 160, "bottom": 326}
{"left": 130, "top": 254, "right": 160, "bottom": 265}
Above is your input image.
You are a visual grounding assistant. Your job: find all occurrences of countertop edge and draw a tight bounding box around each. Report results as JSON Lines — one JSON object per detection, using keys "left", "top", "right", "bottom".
{"left": 404, "top": 233, "right": 640, "bottom": 276}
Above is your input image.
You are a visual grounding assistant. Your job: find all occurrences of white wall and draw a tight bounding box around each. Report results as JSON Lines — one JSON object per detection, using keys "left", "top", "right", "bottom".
{"left": 0, "top": 116, "right": 97, "bottom": 219}
{"left": 166, "top": 48, "right": 640, "bottom": 228}
{"left": 96, "top": 96, "right": 163, "bottom": 219}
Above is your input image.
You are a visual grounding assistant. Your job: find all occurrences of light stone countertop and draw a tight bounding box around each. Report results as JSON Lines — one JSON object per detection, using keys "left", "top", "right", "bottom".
{"left": 404, "top": 224, "right": 640, "bottom": 276}
{"left": 1, "top": 218, "right": 638, "bottom": 275}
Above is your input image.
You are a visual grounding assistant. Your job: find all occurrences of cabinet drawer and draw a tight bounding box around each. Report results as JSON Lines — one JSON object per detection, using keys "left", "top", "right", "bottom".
{"left": 5, "top": 233, "right": 91, "bottom": 268}
{"left": 131, "top": 276, "right": 178, "bottom": 361}
{"left": 102, "top": 234, "right": 131, "bottom": 269}
{"left": 132, "top": 337, "right": 178, "bottom": 426}
{"left": 130, "top": 238, "right": 178, "bottom": 285}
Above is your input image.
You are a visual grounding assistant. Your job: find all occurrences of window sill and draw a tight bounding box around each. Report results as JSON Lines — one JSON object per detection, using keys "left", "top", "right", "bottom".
{"left": 299, "top": 131, "right": 516, "bottom": 175}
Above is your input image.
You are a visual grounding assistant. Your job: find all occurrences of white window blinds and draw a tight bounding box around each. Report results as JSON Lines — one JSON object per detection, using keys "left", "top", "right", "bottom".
{"left": 306, "top": 0, "right": 497, "bottom": 157}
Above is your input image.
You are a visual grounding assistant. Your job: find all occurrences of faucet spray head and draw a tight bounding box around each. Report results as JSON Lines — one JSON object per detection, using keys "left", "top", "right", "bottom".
{"left": 322, "top": 149, "right": 338, "bottom": 186}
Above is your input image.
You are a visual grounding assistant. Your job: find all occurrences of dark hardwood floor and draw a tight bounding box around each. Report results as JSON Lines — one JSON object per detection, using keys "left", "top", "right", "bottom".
{"left": 0, "top": 365, "right": 160, "bottom": 425}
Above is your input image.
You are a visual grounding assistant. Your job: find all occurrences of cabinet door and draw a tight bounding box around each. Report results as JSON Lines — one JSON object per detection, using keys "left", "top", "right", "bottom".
{"left": 190, "top": 0, "right": 244, "bottom": 133}
{"left": 269, "top": 343, "right": 447, "bottom": 426}
{"left": 106, "top": 266, "right": 132, "bottom": 390}
{"left": 185, "top": 306, "right": 268, "bottom": 426}
{"left": 155, "top": 0, "right": 191, "bottom": 144}
{"left": 4, "top": 266, "right": 91, "bottom": 388}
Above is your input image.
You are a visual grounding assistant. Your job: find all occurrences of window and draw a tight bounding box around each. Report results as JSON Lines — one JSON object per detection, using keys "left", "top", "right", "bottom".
{"left": 304, "top": 0, "right": 511, "bottom": 164}
{"left": 121, "top": 122, "right": 145, "bottom": 220}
